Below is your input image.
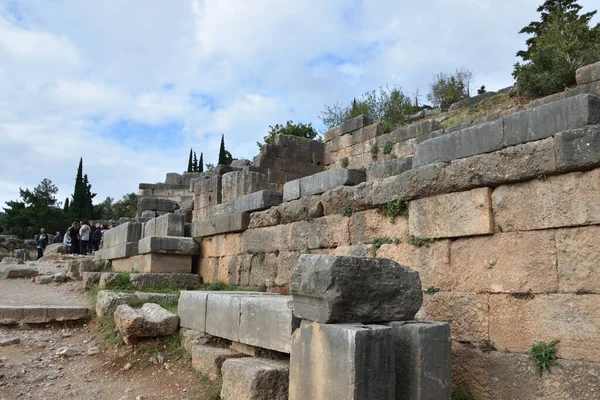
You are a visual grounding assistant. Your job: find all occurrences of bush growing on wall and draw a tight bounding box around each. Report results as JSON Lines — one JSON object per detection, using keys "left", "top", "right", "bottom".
{"left": 513, "top": 0, "right": 600, "bottom": 98}
{"left": 257, "top": 120, "right": 320, "bottom": 148}
{"left": 427, "top": 68, "right": 473, "bottom": 110}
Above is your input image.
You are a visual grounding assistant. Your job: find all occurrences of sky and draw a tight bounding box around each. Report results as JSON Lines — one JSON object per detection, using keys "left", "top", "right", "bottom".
{"left": 0, "top": 0, "right": 598, "bottom": 208}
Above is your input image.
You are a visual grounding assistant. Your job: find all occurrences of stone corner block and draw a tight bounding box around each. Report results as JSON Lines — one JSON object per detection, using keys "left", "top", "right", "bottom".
{"left": 340, "top": 114, "right": 374, "bottom": 135}
{"left": 138, "top": 236, "right": 199, "bottom": 256}
{"left": 221, "top": 358, "right": 290, "bottom": 400}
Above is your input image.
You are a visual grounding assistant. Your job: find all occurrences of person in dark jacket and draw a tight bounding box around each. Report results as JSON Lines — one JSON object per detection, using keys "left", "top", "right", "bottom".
{"left": 92, "top": 222, "right": 103, "bottom": 252}
{"left": 68, "top": 221, "right": 80, "bottom": 255}
{"left": 53, "top": 231, "right": 63, "bottom": 244}
{"left": 35, "top": 228, "right": 49, "bottom": 259}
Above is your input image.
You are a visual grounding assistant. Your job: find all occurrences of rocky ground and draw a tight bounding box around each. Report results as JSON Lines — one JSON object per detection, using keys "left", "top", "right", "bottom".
{"left": 0, "top": 257, "right": 221, "bottom": 400}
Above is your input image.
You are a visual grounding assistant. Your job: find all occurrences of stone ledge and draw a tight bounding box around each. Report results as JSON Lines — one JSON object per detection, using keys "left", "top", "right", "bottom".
{"left": 0, "top": 306, "right": 90, "bottom": 324}
{"left": 283, "top": 168, "right": 366, "bottom": 202}
{"left": 138, "top": 236, "right": 199, "bottom": 256}
{"left": 192, "top": 212, "right": 250, "bottom": 238}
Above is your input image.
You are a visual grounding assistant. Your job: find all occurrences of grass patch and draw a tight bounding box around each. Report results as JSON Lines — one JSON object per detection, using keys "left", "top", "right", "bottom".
{"left": 378, "top": 200, "right": 408, "bottom": 223}
{"left": 340, "top": 157, "right": 349, "bottom": 168}
{"left": 530, "top": 340, "right": 562, "bottom": 374}
{"left": 198, "top": 281, "right": 245, "bottom": 291}
{"left": 196, "top": 372, "right": 222, "bottom": 400}
{"left": 96, "top": 315, "right": 122, "bottom": 347}
{"left": 341, "top": 206, "right": 353, "bottom": 217}
{"left": 299, "top": 211, "right": 313, "bottom": 222}
{"left": 371, "top": 237, "right": 400, "bottom": 250}
{"left": 383, "top": 141, "right": 393, "bottom": 155}
{"left": 452, "top": 383, "right": 476, "bottom": 400}
{"left": 426, "top": 286, "right": 440, "bottom": 294}
{"left": 370, "top": 144, "right": 379, "bottom": 160}
{"left": 408, "top": 236, "right": 435, "bottom": 248}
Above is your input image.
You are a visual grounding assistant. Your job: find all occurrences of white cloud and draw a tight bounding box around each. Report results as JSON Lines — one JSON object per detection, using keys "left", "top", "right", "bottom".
{"left": 0, "top": 0, "right": 599, "bottom": 209}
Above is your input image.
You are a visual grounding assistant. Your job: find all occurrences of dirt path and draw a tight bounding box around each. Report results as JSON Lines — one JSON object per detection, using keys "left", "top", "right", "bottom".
{"left": 0, "top": 258, "right": 219, "bottom": 400}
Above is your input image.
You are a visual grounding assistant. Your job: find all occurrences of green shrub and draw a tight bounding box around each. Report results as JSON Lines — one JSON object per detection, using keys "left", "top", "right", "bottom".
{"left": 341, "top": 206, "right": 353, "bottom": 217}
{"left": 530, "top": 340, "right": 562, "bottom": 374}
{"left": 452, "top": 383, "right": 476, "bottom": 400}
{"left": 370, "top": 144, "right": 379, "bottom": 160}
{"left": 408, "top": 236, "right": 435, "bottom": 248}
{"left": 426, "top": 286, "right": 440, "bottom": 294}
{"left": 340, "top": 157, "right": 349, "bottom": 168}
{"left": 383, "top": 141, "right": 393, "bottom": 155}
{"left": 378, "top": 200, "right": 409, "bottom": 223}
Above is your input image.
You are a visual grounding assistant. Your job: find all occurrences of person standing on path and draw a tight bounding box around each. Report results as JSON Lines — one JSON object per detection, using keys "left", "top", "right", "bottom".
{"left": 68, "top": 221, "right": 80, "bottom": 255}
{"left": 79, "top": 220, "right": 91, "bottom": 256}
{"left": 35, "top": 228, "right": 49, "bottom": 260}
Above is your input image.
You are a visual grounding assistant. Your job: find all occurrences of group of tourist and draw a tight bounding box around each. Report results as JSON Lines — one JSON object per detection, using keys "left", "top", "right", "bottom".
{"left": 34, "top": 221, "right": 116, "bottom": 259}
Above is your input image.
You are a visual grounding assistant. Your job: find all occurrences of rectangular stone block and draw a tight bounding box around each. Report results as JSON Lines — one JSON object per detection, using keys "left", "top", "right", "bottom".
{"left": 211, "top": 190, "right": 283, "bottom": 218}
{"left": 154, "top": 213, "right": 185, "bottom": 237}
{"left": 178, "top": 291, "right": 209, "bottom": 332}
{"left": 282, "top": 180, "right": 300, "bottom": 202}
{"left": 576, "top": 61, "right": 600, "bottom": 85}
{"left": 103, "top": 222, "right": 142, "bottom": 248}
{"left": 408, "top": 188, "right": 494, "bottom": 239}
{"left": 112, "top": 253, "right": 191, "bottom": 273}
{"left": 556, "top": 225, "right": 600, "bottom": 293}
{"left": 341, "top": 114, "right": 374, "bottom": 135}
{"left": 291, "top": 255, "right": 422, "bottom": 323}
{"left": 450, "top": 231, "right": 558, "bottom": 293}
{"left": 555, "top": 125, "right": 600, "bottom": 171}
{"left": 143, "top": 217, "right": 156, "bottom": 238}
{"left": 387, "top": 321, "right": 452, "bottom": 400}
{"left": 138, "top": 197, "right": 158, "bottom": 211}
{"left": 191, "top": 344, "right": 248, "bottom": 380}
{"left": 489, "top": 294, "right": 600, "bottom": 362}
{"left": 156, "top": 198, "right": 179, "bottom": 212}
{"left": 503, "top": 94, "right": 600, "bottom": 147}
{"left": 200, "top": 234, "right": 242, "bottom": 257}
{"left": 324, "top": 126, "right": 340, "bottom": 142}
{"left": 241, "top": 225, "right": 288, "bottom": 254}
{"left": 492, "top": 169, "right": 600, "bottom": 232}
{"left": 221, "top": 358, "right": 290, "bottom": 400}
{"left": 222, "top": 171, "right": 271, "bottom": 203}
{"left": 289, "top": 322, "right": 395, "bottom": 400}
{"left": 239, "top": 295, "right": 299, "bottom": 353}
{"left": 349, "top": 208, "right": 409, "bottom": 245}
{"left": 191, "top": 212, "right": 250, "bottom": 238}
{"left": 283, "top": 168, "right": 366, "bottom": 201}
{"left": 138, "top": 236, "right": 199, "bottom": 255}
{"left": 96, "top": 242, "right": 139, "bottom": 260}
{"left": 366, "top": 156, "right": 413, "bottom": 181}
{"left": 287, "top": 215, "right": 350, "bottom": 251}
{"left": 413, "top": 119, "right": 503, "bottom": 167}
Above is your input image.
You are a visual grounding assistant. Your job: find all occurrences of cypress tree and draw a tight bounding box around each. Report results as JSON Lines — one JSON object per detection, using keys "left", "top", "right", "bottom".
{"left": 70, "top": 158, "right": 85, "bottom": 220}
{"left": 187, "top": 149, "right": 193, "bottom": 172}
{"left": 63, "top": 198, "right": 69, "bottom": 214}
{"left": 218, "top": 135, "right": 233, "bottom": 165}
{"left": 199, "top": 153, "right": 204, "bottom": 172}
{"left": 193, "top": 152, "right": 198, "bottom": 172}
{"left": 82, "top": 174, "right": 95, "bottom": 218}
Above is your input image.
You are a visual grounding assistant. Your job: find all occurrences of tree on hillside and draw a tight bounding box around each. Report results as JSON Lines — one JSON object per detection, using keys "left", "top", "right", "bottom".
{"left": 427, "top": 68, "right": 473, "bottom": 110}
{"left": 187, "top": 149, "right": 193, "bottom": 173}
{"left": 112, "top": 193, "right": 138, "bottom": 219}
{"left": 199, "top": 153, "right": 204, "bottom": 172}
{"left": 513, "top": 0, "right": 600, "bottom": 98}
{"left": 218, "top": 135, "right": 233, "bottom": 166}
{"left": 63, "top": 197, "right": 69, "bottom": 214}
{"left": 69, "top": 158, "right": 95, "bottom": 220}
{"left": 257, "top": 120, "right": 320, "bottom": 148}
{"left": 192, "top": 152, "right": 198, "bottom": 172}
{"left": 1, "top": 179, "right": 67, "bottom": 239}
{"left": 82, "top": 174, "right": 96, "bottom": 218}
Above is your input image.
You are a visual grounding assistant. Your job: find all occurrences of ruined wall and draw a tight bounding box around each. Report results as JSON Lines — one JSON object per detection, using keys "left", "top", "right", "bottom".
{"left": 188, "top": 62, "right": 600, "bottom": 399}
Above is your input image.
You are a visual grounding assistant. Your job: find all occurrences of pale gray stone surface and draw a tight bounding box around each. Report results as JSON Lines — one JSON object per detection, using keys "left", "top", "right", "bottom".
{"left": 95, "top": 290, "right": 178, "bottom": 317}
{"left": 289, "top": 322, "right": 395, "bottom": 400}
{"left": 387, "top": 321, "right": 452, "bottom": 400}
{"left": 211, "top": 190, "right": 283, "bottom": 218}
{"left": 102, "top": 222, "right": 142, "bottom": 249}
{"left": 0, "top": 306, "right": 90, "bottom": 324}
{"left": 154, "top": 213, "right": 185, "bottom": 237}
{"left": 0, "top": 266, "right": 39, "bottom": 279}
{"left": 95, "top": 242, "right": 138, "bottom": 260}
{"left": 82, "top": 271, "right": 103, "bottom": 289}
{"left": 221, "top": 358, "right": 290, "bottom": 400}
{"left": 291, "top": 255, "right": 422, "bottom": 323}
{"left": 283, "top": 168, "right": 366, "bottom": 201}
{"left": 138, "top": 236, "right": 199, "bottom": 255}
{"left": 178, "top": 291, "right": 210, "bottom": 332}
{"left": 191, "top": 212, "right": 250, "bottom": 237}
{"left": 555, "top": 125, "right": 600, "bottom": 171}
{"left": 341, "top": 114, "right": 374, "bottom": 134}
{"left": 366, "top": 156, "right": 413, "bottom": 181}
{"left": 114, "top": 303, "right": 179, "bottom": 338}
{"left": 191, "top": 344, "right": 248, "bottom": 381}
{"left": 577, "top": 61, "right": 600, "bottom": 85}
{"left": 43, "top": 243, "right": 66, "bottom": 256}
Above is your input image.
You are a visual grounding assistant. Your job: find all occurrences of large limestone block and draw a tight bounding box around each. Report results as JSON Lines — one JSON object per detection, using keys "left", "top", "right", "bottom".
{"left": 576, "top": 61, "right": 600, "bottom": 85}
{"left": 191, "top": 212, "right": 250, "bottom": 238}
{"left": 0, "top": 266, "right": 39, "bottom": 279}
{"left": 114, "top": 303, "right": 179, "bottom": 339}
{"left": 178, "top": 291, "right": 209, "bottom": 331}
{"left": 138, "top": 236, "right": 199, "bottom": 256}
{"left": 43, "top": 243, "right": 66, "bottom": 256}
{"left": 241, "top": 225, "right": 289, "bottom": 254}
{"left": 238, "top": 295, "right": 299, "bottom": 353}
{"left": 211, "top": 190, "right": 283, "bottom": 218}
{"left": 349, "top": 209, "right": 409, "bottom": 245}
{"left": 289, "top": 322, "right": 395, "bottom": 400}
{"left": 221, "top": 358, "right": 289, "bottom": 400}
{"left": 143, "top": 217, "right": 156, "bottom": 238}
{"left": 291, "top": 255, "right": 422, "bottom": 323}
{"left": 450, "top": 231, "right": 558, "bottom": 293}
{"left": 492, "top": 169, "right": 600, "bottom": 232}
{"left": 191, "top": 344, "right": 248, "bottom": 380}
{"left": 200, "top": 233, "right": 242, "bottom": 257}
{"left": 111, "top": 253, "right": 192, "bottom": 273}
{"left": 340, "top": 114, "right": 374, "bottom": 134}
{"left": 503, "top": 94, "right": 600, "bottom": 147}
{"left": 287, "top": 215, "right": 350, "bottom": 251}
{"left": 489, "top": 293, "right": 600, "bottom": 362}
{"left": 95, "top": 290, "right": 178, "bottom": 317}
{"left": 417, "top": 292, "right": 489, "bottom": 343}
{"left": 96, "top": 242, "right": 139, "bottom": 260}
{"left": 556, "top": 225, "right": 600, "bottom": 293}
{"left": 154, "top": 213, "right": 185, "bottom": 237}
{"left": 409, "top": 187, "right": 494, "bottom": 239}
{"left": 102, "top": 222, "right": 142, "bottom": 248}
{"left": 387, "top": 321, "right": 452, "bottom": 400}
{"left": 222, "top": 171, "right": 271, "bottom": 203}
{"left": 283, "top": 168, "right": 366, "bottom": 202}
{"left": 555, "top": 125, "right": 600, "bottom": 171}
{"left": 366, "top": 156, "right": 413, "bottom": 181}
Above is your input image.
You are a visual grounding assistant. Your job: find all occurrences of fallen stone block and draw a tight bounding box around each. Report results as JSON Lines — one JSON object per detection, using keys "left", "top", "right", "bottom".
{"left": 0, "top": 257, "right": 23, "bottom": 265}
{"left": 95, "top": 290, "right": 178, "bottom": 317}
{"left": 191, "top": 344, "right": 248, "bottom": 380}
{"left": 366, "top": 156, "right": 413, "bottom": 181}
{"left": 69, "top": 259, "right": 111, "bottom": 280}
{"left": 413, "top": 119, "right": 504, "bottom": 167}
{"left": 98, "top": 272, "right": 120, "bottom": 289}
{"left": 0, "top": 337, "right": 20, "bottom": 346}
{"left": 114, "top": 303, "right": 179, "bottom": 340}
{"left": 0, "top": 266, "right": 39, "bottom": 279}
{"left": 291, "top": 255, "right": 422, "bottom": 323}
{"left": 503, "top": 94, "right": 600, "bottom": 147}
{"left": 289, "top": 322, "right": 395, "bottom": 400}
{"left": 576, "top": 61, "right": 600, "bottom": 86}
{"left": 191, "top": 212, "right": 250, "bottom": 238}
{"left": 43, "top": 243, "right": 66, "bottom": 256}
{"left": 33, "top": 275, "right": 54, "bottom": 285}
{"left": 283, "top": 168, "right": 366, "bottom": 201}
{"left": 154, "top": 213, "right": 185, "bottom": 237}
{"left": 221, "top": 358, "right": 289, "bottom": 400}
{"left": 130, "top": 273, "right": 201, "bottom": 290}
{"left": 138, "top": 236, "right": 199, "bottom": 256}
{"left": 387, "top": 321, "right": 452, "bottom": 400}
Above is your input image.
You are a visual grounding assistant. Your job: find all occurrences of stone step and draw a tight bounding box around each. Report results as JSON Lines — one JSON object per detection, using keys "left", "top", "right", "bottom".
{"left": 283, "top": 168, "right": 366, "bottom": 202}
{"left": 191, "top": 212, "right": 250, "bottom": 238}
{"left": 178, "top": 291, "right": 298, "bottom": 353}
{"left": 0, "top": 306, "right": 91, "bottom": 324}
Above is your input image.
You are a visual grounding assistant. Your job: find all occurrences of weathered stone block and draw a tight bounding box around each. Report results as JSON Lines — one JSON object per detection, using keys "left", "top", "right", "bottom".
{"left": 200, "top": 234, "right": 242, "bottom": 257}
{"left": 417, "top": 292, "right": 489, "bottom": 343}
{"left": 114, "top": 303, "right": 179, "bottom": 339}
{"left": 222, "top": 171, "right": 271, "bottom": 203}
{"left": 241, "top": 225, "right": 288, "bottom": 254}
{"left": 555, "top": 125, "right": 600, "bottom": 171}
{"left": 95, "top": 290, "right": 178, "bottom": 317}
{"left": 289, "top": 322, "right": 395, "bottom": 400}
{"left": 341, "top": 114, "right": 374, "bottom": 135}
{"left": 489, "top": 294, "right": 600, "bottom": 362}
{"left": 212, "top": 190, "right": 283, "bottom": 218}
{"left": 503, "top": 94, "right": 600, "bottom": 147}
{"left": 283, "top": 168, "right": 366, "bottom": 201}
{"left": 287, "top": 215, "right": 350, "bottom": 250}
{"left": 154, "top": 213, "right": 185, "bottom": 237}
{"left": 82, "top": 271, "right": 103, "bottom": 289}
{"left": 191, "top": 344, "right": 248, "bottom": 380}
{"left": 178, "top": 291, "right": 209, "bottom": 332}
{"left": 102, "top": 222, "right": 142, "bottom": 248}
{"left": 349, "top": 209, "right": 408, "bottom": 245}
{"left": 138, "top": 236, "right": 199, "bottom": 256}
{"left": 365, "top": 156, "right": 413, "bottom": 181}
{"left": 221, "top": 358, "right": 290, "bottom": 400}
{"left": 387, "top": 321, "right": 452, "bottom": 400}
{"left": 450, "top": 231, "right": 558, "bottom": 293}
{"left": 111, "top": 253, "right": 192, "bottom": 273}
{"left": 576, "top": 61, "right": 600, "bottom": 85}
{"left": 192, "top": 212, "right": 250, "bottom": 238}
{"left": 239, "top": 295, "right": 299, "bottom": 353}
{"left": 129, "top": 273, "right": 201, "bottom": 290}
{"left": 413, "top": 119, "right": 504, "bottom": 167}
{"left": 0, "top": 266, "right": 39, "bottom": 279}
{"left": 143, "top": 217, "right": 156, "bottom": 238}
{"left": 492, "top": 169, "right": 600, "bottom": 232}
{"left": 139, "top": 197, "right": 158, "bottom": 211}
{"left": 95, "top": 242, "right": 138, "bottom": 260}
{"left": 556, "top": 226, "right": 600, "bottom": 293}
{"left": 409, "top": 188, "right": 494, "bottom": 239}
{"left": 291, "top": 255, "right": 422, "bottom": 323}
